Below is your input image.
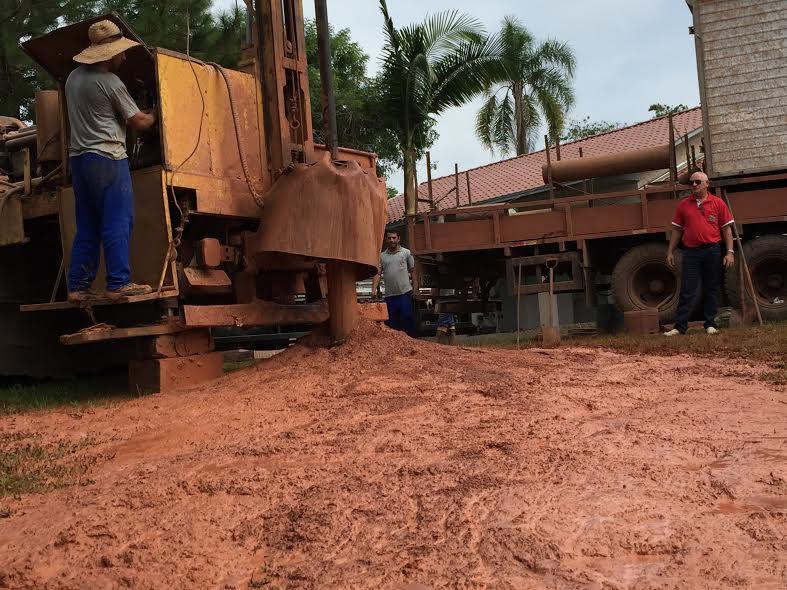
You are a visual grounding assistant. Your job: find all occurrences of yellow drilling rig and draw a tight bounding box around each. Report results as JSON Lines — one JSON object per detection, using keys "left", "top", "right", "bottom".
{"left": 0, "top": 1, "right": 387, "bottom": 391}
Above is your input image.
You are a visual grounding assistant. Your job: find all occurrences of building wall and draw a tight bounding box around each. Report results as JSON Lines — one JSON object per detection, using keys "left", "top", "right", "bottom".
{"left": 692, "top": 0, "right": 787, "bottom": 176}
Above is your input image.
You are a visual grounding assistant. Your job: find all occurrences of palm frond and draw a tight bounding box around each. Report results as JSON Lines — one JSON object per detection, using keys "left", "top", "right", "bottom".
{"left": 476, "top": 92, "right": 501, "bottom": 153}
{"left": 378, "top": 0, "right": 401, "bottom": 57}
{"left": 534, "top": 38, "right": 576, "bottom": 77}
{"left": 499, "top": 15, "right": 533, "bottom": 78}
{"left": 530, "top": 65, "right": 575, "bottom": 111}
{"left": 421, "top": 10, "right": 486, "bottom": 62}
{"left": 493, "top": 93, "right": 515, "bottom": 154}
{"left": 430, "top": 33, "right": 505, "bottom": 113}
{"left": 474, "top": 15, "right": 575, "bottom": 155}
{"left": 535, "top": 89, "right": 564, "bottom": 141}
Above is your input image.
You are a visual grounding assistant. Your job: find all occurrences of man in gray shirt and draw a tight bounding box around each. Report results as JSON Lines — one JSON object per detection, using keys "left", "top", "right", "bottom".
{"left": 372, "top": 229, "right": 416, "bottom": 335}
{"left": 65, "top": 20, "right": 157, "bottom": 303}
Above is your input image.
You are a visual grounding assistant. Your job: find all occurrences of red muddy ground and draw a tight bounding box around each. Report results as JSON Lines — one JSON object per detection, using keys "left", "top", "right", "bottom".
{"left": 1, "top": 321, "right": 785, "bottom": 589}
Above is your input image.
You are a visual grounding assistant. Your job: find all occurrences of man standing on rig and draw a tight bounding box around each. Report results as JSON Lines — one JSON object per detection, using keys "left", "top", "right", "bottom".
{"left": 664, "top": 171, "right": 735, "bottom": 336}
{"left": 65, "top": 20, "right": 157, "bottom": 303}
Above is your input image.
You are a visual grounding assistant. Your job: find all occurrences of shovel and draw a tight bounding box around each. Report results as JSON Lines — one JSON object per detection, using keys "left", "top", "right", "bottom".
{"left": 540, "top": 259, "right": 561, "bottom": 346}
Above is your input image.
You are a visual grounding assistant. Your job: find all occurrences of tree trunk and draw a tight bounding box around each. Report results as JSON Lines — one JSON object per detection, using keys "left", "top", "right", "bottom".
{"left": 403, "top": 146, "right": 417, "bottom": 216}
{"left": 513, "top": 83, "right": 526, "bottom": 156}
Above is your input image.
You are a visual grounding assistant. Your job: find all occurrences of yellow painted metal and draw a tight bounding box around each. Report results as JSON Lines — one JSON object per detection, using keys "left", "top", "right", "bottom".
{"left": 156, "top": 51, "right": 268, "bottom": 218}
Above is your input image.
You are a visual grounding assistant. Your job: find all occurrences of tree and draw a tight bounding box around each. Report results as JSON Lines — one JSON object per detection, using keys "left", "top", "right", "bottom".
{"left": 198, "top": 3, "right": 245, "bottom": 68}
{"left": 0, "top": 0, "right": 97, "bottom": 119}
{"left": 648, "top": 103, "right": 688, "bottom": 118}
{"left": 0, "top": 0, "right": 246, "bottom": 120}
{"left": 99, "top": 0, "right": 244, "bottom": 67}
{"left": 303, "top": 19, "right": 400, "bottom": 178}
{"left": 378, "top": 0, "right": 501, "bottom": 215}
{"left": 561, "top": 116, "right": 624, "bottom": 141}
{"left": 475, "top": 16, "right": 575, "bottom": 156}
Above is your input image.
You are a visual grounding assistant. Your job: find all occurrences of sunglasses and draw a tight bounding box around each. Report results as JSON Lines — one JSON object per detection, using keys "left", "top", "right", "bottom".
{"left": 690, "top": 180, "right": 704, "bottom": 185}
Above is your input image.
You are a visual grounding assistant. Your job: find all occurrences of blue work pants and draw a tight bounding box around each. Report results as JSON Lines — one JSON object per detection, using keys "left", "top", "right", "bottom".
{"left": 67, "top": 153, "right": 134, "bottom": 292}
{"left": 385, "top": 292, "right": 415, "bottom": 336}
{"left": 674, "top": 242, "right": 722, "bottom": 333}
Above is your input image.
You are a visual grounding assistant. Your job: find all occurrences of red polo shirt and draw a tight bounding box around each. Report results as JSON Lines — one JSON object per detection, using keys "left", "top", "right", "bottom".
{"left": 671, "top": 193, "right": 734, "bottom": 248}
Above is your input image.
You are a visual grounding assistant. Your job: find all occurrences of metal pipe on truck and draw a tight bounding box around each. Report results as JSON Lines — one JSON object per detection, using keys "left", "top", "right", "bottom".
{"left": 542, "top": 144, "right": 671, "bottom": 184}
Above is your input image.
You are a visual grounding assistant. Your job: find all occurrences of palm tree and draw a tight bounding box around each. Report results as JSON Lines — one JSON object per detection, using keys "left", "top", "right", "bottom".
{"left": 378, "top": 0, "right": 502, "bottom": 216}
{"left": 475, "top": 16, "right": 576, "bottom": 156}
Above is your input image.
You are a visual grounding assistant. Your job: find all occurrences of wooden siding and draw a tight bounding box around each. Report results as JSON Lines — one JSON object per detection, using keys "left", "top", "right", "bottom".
{"left": 694, "top": 0, "right": 787, "bottom": 177}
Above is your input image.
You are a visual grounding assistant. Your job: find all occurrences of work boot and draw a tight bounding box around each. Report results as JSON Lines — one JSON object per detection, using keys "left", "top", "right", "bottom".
{"left": 105, "top": 282, "right": 153, "bottom": 301}
{"left": 663, "top": 328, "right": 682, "bottom": 336}
{"left": 67, "top": 289, "right": 97, "bottom": 304}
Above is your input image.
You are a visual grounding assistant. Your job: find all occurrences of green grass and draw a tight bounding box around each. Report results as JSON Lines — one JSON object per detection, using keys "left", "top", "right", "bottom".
{"left": 0, "top": 357, "right": 256, "bottom": 417}
{"left": 0, "top": 356, "right": 257, "bottom": 417}
{"left": 463, "top": 321, "right": 786, "bottom": 361}
{"left": 0, "top": 432, "right": 95, "bottom": 497}
{"left": 462, "top": 322, "right": 787, "bottom": 387}
{"left": 0, "top": 371, "right": 137, "bottom": 416}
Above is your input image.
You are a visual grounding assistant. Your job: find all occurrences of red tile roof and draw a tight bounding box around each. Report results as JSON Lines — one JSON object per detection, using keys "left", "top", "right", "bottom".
{"left": 387, "top": 107, "right": 703, "bottom": 223}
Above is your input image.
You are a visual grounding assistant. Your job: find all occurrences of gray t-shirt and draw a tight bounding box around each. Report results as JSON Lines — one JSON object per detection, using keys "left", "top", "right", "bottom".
{"left": 380, "top": 246, "right": 414, "bottom": 297}
{"left": 65, "top": 65, "right": 140, "bottom": 160}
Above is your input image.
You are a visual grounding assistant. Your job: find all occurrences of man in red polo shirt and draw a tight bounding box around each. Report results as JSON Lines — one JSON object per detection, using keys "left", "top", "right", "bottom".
{"left": 664, "top": 171, "right": 735, "bottom": 336}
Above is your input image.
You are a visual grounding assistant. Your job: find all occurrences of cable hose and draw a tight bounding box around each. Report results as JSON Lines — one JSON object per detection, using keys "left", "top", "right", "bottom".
{"left": 207, "top": 62, "right": 265, "bottom": 209}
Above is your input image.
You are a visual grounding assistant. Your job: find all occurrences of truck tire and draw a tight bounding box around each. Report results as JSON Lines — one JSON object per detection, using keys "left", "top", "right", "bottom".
{"left": 725, "top": 234, "right": 787, "bottom": 321}
{"left": 612, "top": 242, "right": 691, "bottom": 324}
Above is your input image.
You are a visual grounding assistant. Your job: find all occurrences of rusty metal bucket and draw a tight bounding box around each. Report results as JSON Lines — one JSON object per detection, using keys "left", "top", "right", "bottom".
{"left": 247, "top": 151, "right": 386, "bottom": 280}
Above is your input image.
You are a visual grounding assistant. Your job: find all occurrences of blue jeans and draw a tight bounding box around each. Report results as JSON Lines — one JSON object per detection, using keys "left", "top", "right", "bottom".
{"left": 67, "top": 153, "right": 134, "bottom": 292}
{"left": 436, "top": 312, "right": 455, "bottom": 328}
{"left": 385, "top": 292, "right": 415, "bottom": 336}
{"left": 674, "top": 242, "right": 722, "bottom": 333}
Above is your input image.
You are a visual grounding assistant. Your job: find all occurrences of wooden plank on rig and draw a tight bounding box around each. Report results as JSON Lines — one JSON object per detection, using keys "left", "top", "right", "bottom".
{"left": 141, "top": 330, "right": 214, "bottom": 358}
{"left": 183, "top": 300, "right": 329, "bottom": 328}
{"left": 60, "top": 321, "right": 185, "bottom": 345}
{"left": 20, "top": 290, "right": 178, "bottom": 312}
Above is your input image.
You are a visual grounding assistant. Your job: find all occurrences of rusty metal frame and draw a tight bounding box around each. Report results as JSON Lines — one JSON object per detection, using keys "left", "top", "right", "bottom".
{"left": 505, "top": 252, "right": 583, "bottom": 296}
{"left": 710, "top": 171, "right": 787, "bottom": 188}
{"left": 255, "top": 0, "right": 313, "bottom": 173}
{"left": 410, "top": 180, "right": 787, "bottom": 256}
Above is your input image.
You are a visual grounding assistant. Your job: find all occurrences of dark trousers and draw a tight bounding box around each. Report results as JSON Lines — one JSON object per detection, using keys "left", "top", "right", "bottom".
{"left": 384, "top": 292, "right": 415, "bottom": 336}
{"left": 68, "top": 153, "right": 134, "bottom": 292}
{"left": 674, "top": 242, "right": 722, "bottom": 333}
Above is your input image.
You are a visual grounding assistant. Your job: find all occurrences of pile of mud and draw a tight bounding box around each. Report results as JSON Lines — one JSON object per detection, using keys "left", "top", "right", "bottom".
{"left": 1, "top": 322, "right": 785, "bottom": 588}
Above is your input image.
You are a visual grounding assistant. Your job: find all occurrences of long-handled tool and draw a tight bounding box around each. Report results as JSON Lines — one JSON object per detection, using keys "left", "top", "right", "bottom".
{"left": 541, "top": 259, "right": 561, "bottom": 346}
{"left": 720, "top": 187, "right": 763, "bottom": 325}
{"left": 516, "top": 261, "right": 522, "bottom": 349}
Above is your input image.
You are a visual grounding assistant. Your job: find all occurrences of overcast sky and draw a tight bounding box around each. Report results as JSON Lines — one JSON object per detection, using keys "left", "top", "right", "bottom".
{"left": 216, "top": 1, "right": 700, "bottom": 191}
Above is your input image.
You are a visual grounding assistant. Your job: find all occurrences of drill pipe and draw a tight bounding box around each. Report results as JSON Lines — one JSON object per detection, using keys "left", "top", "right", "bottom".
{"left": 542, "top": 144, "right": 671, "bottom": 184}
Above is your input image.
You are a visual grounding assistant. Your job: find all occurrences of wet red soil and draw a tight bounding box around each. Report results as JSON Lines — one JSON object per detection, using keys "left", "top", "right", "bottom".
{"left": 1, "top": 321, "right": 785, "bottom": 588}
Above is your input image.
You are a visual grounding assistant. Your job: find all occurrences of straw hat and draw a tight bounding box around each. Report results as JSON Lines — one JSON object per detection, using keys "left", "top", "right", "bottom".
{"left": 73, "top": 20, "right": 140, "bottom": 64}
